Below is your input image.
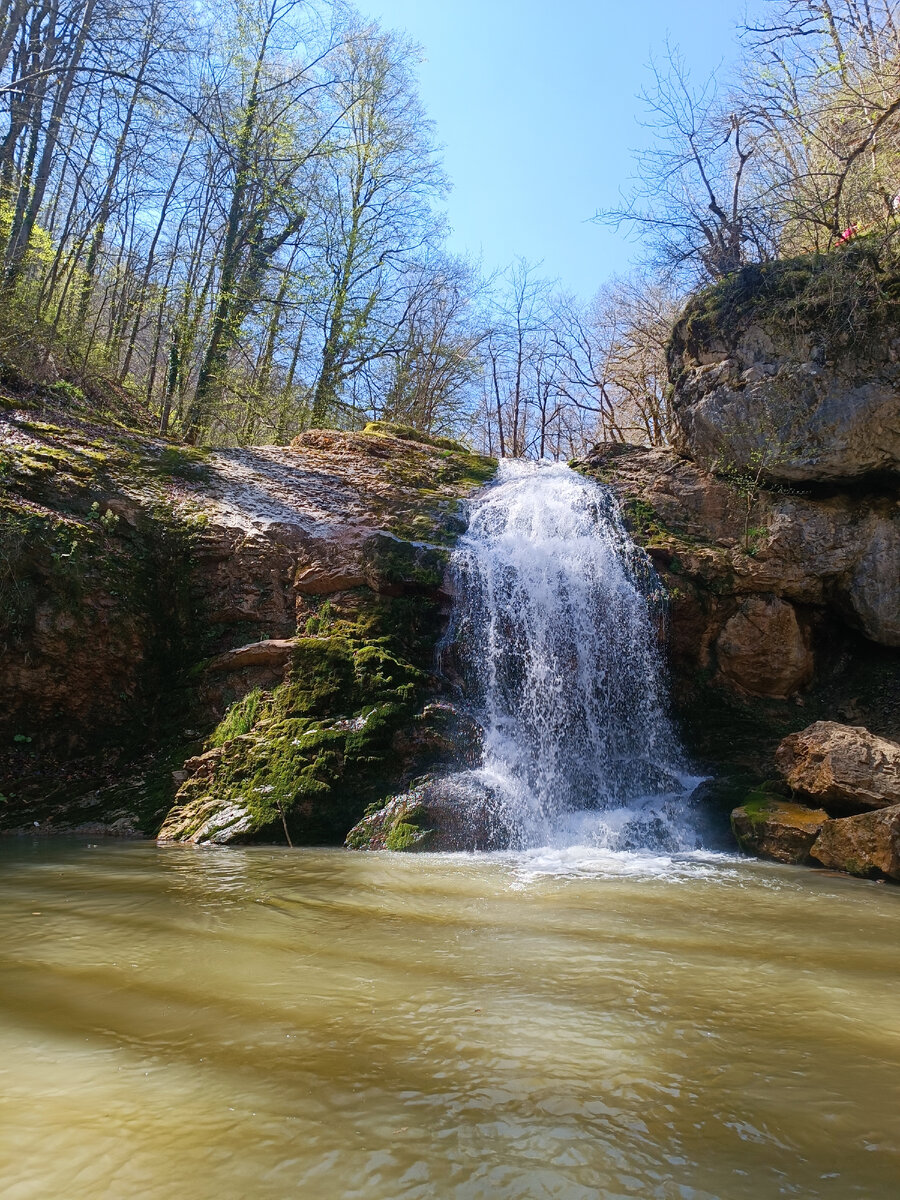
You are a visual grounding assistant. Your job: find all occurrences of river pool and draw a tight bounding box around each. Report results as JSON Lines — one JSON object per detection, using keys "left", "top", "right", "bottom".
{"left": 1, "top": 839, "right": 898, "bottom": 1199}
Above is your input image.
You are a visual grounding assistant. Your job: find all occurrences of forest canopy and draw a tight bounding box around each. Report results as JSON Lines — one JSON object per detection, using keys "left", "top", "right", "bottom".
{"left": 2, "top": 0, "right": 900, "bottom": 455}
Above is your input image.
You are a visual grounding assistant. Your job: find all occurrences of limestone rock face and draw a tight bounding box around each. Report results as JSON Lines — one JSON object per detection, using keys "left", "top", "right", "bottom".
{"left": 579, "top": 444, "right": 900, "bottom": 673}
{"left": 578, "top": 441, "right": 900, "bottom": 800}
{"left": 0, "top": 409, "right": 495, "bottom": 838}
{"left": 670, "top": 352, "right": 900, "bottom": 485}
{"left": 810, "top": 805, "right": 900, "bottom": 879}
{"left": 716, "top": 595, "right": 812, "bottom": 699}
{"left": 731, "top": 797, "right": 829, "bottom": 864}
{"left": 667, "top": 264, "right": 900, "bottom": 485}
{"left": 775, "top": 721, "right": 900, "bottom": 814}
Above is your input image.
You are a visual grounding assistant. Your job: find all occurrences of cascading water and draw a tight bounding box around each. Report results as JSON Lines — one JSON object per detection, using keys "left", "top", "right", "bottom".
{"left": 447, "top": 458, "right": 701, "bottom": 853}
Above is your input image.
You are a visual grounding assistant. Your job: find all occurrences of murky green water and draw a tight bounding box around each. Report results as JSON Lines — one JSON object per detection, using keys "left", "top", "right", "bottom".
{"left": 1, "top": 840, "right": 898, "bottom": 1199}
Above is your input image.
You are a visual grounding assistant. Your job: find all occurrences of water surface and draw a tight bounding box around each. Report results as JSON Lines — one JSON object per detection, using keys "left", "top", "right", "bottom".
{"left": 1, "top": 840, "right": 898, "bottom": 1199}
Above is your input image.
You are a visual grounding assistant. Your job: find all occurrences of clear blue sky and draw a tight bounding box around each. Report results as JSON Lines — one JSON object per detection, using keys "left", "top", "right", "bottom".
{"left": 361, "top": 0, "right": 746, "bottom": 298}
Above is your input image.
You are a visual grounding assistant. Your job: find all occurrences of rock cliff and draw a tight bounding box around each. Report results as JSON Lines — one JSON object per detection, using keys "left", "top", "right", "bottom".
{"left": 577, "top": 257, "right": 900, "bottom": 827}
{"left": 667, "top": 255, "right": 900, "bottom": 485}
{"left": 0, "top": 400, "right": 495, "bottom": 841}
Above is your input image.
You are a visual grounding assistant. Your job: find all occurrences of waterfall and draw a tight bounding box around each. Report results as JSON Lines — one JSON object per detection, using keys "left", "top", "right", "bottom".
{"left": 447, "top": 459, "right": 700, "bottom": 852}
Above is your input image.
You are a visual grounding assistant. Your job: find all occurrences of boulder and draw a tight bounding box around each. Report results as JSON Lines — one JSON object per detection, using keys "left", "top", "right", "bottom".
{"left": 775, "top": 721, "right": 900, "bottom": 814}
{"left": 345, "top": 775, "right": 507, "bottom": 852}
{"left": 810, "top": 805, "right": 900, "bottom": 879}
{"left": 731, "top": 796, "right": 829, "bottom": 864}
{"left": 716, "top": 595, "right": 813, "bottom": 699}
{"left": 667, "top": 262, "right": 900, "bottom": 486}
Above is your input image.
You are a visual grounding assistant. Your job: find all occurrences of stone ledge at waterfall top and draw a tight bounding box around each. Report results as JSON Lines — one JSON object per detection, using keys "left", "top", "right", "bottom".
{"left": 0, "top": 404, "right": 496, "bottom": 840}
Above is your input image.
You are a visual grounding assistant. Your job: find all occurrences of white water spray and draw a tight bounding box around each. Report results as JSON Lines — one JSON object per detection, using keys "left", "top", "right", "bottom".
{"left": 448, "top": 459, "right": 701, "bottom": 852}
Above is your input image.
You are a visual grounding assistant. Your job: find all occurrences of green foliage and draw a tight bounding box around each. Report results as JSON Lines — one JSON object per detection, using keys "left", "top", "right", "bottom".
{"left": 48, "top": 381, "right": 87, "bottom": 405}
{"left": 89, "top": 502, "right": 120, "bottom": 532}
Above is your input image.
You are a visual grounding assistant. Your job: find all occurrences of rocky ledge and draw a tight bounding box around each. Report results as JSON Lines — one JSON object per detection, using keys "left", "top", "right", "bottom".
{"left": 732, "top": 722, "right": 900, "bottom": 880}
{"left": 0, "top": 402, "right": 495, "bottom": 842}
{"left": 667, "top": 255, "right": 900, "bottom": 486}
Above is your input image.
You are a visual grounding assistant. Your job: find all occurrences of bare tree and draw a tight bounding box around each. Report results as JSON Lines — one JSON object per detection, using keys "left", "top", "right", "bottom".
{"left": 598, "top": 44, "right": 775, "bottom": 284}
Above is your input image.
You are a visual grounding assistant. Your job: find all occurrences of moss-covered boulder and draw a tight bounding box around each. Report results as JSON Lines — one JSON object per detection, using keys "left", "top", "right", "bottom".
{"left": 159, "top": 604, "right": 433, "bottom": 844}
{"left": 345, "top": 775, "right": 502, "bottom": 852}
{"left": 152, "top": 425, "right": 497, "bottom": 845}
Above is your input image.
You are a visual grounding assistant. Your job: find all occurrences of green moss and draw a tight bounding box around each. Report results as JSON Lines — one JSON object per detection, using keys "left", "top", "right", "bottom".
{"left": 211, "top": 688, "right": 265, "bottom": 745}
{"left": 145, "top": 445, "right": 210, "bottom": 480}
{"left": 742, "top": 789, "right": 781, "bottom": 827}
{"left": 384, "top": 819, "right": 427, "bottom": 850}
{"left": 362, "top": 420, "right": 470, "bottom": 454}
{"left": 362, "top": 532, "right": 449, "bottom": 590}
{"left": 179, "top": 595, "right": 434, "bottom": 843}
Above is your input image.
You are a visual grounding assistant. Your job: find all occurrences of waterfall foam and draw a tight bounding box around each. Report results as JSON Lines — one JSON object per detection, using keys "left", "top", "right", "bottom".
{"left": 447, "top": 459, "right": 702, "bottom": 853}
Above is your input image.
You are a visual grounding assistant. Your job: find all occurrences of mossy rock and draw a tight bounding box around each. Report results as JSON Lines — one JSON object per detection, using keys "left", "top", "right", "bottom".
{"left": 159, "top": 595, "right": 438, "bottom": 845}
{"left": 345, "top": 790, "right": 433, "bottom": 851}
{"left": 731, "top": 791, "right": 829, "bottom": 864}
{"left": 362, "top": 420, "right": 471, "bottom": 455}
{"left": 669, "top": 243, "right": 900, "bottom": 381}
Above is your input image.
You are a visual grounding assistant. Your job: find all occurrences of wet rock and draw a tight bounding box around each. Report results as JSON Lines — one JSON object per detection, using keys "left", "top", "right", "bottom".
{"left": 157, "top": 744, "right": 259, "bottom": 845}
{"left": 390, "top": 703, "right": 483, "bottom": 771}
{"left": 345, "top": 775, "right": 507, "bottom": 852}
{"left": 716, "top": 595, "right": 813, "bottom": 699}
{"left": 731, "top": 796, "right": 829, "bottom": 864}
{"left": 775, "top": 721, "right": 900, "bottom": 814}
{"left": 810, "top": 805, "right": 900, "bottom": 880}
{"left": 157, "top": 795, "right": 256, "bottom": 846}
